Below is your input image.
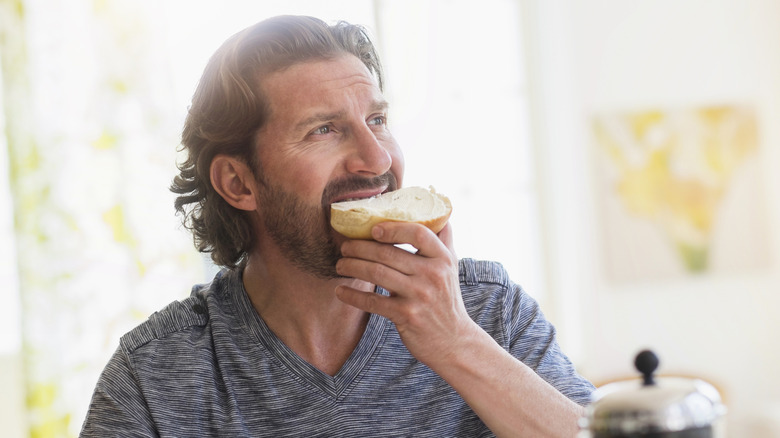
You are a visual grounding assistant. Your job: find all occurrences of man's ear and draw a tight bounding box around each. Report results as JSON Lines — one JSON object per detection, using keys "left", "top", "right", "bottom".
{"left": 210, "top": 155, "right": 258, "bottom": 211}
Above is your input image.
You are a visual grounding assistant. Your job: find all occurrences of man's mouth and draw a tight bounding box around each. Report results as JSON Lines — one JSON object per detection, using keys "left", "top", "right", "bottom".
{"left": 322, "top": 173, "right": 398, "bottom": 207}
{"left": 330, "top": 186, "right": 389, "bottom": 204}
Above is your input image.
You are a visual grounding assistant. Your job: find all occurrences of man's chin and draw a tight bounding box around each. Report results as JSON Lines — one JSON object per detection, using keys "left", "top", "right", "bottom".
{"left": 331, "top": 229, "right": 349, "bottom": 246}
{"left": 329, "top": 229, "right": 353, "bottom": 279}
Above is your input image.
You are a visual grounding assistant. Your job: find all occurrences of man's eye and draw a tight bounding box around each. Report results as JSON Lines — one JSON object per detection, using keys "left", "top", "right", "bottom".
{"left": 368, "top": 115, "right": 386, "bottom": 126}
{"left": 313, "top": 125, "right": 331, "bottom": 135}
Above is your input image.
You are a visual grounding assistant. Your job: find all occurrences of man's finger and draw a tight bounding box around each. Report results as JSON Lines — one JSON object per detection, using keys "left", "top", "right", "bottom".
{"left": 437, "top": 222, "right": 456, "bottom": 256}
{"left": 340, "top": 237, "right": 420, "bottom": 275}
{"left": 335, "top": 285, "right": 393, "bottom": 318}
{"left": 371, "top": 222, "right": 452, "bottom": 259}
{"left": 336, "top": 256, "right": 412, "bottom": 294}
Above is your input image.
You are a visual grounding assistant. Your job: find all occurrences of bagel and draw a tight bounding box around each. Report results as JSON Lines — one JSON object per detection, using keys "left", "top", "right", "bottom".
{"left": 330, "top": 186, "right": 452, "bottom": 239}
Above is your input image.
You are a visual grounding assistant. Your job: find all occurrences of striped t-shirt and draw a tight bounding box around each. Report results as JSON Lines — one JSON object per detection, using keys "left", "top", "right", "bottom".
{"left": 81, "top": 258, "right": 594, "bottom": 437}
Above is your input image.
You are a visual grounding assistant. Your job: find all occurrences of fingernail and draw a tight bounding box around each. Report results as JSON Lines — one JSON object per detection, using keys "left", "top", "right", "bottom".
{"left": 372, "top": 225, "right": 384, "bottom": 239}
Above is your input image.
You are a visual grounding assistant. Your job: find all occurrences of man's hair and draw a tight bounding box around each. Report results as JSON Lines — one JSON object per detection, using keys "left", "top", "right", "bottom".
{"left": 170, "top": 15, "right": 384, "bottom": 268}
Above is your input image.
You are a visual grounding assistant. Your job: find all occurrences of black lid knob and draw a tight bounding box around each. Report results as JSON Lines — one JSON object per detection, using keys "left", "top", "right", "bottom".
{"left": 634, "top": 350, "right": 659, "bottom": 386}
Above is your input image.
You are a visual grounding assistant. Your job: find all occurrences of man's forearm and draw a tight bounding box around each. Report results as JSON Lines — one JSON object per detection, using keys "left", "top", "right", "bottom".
{"left": 430, "top": 323, "right": 584, "bottom": 438}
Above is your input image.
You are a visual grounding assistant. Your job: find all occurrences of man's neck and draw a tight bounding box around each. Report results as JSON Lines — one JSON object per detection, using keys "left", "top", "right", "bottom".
{"left": 241, "top": 250, "right": 374, "bottom": 376}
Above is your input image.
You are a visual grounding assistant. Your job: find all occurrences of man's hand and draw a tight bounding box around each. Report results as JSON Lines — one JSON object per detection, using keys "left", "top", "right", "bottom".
{"left": 335, "top": 221, "right": 584, "bottom": 438}
{"left": 335, "top": 222, "right": 476, "bottom": 367}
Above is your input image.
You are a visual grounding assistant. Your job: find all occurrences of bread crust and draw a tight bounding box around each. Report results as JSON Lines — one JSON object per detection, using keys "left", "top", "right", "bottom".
{"left": 330, "top": 188, "right": 452, "bottom": 239}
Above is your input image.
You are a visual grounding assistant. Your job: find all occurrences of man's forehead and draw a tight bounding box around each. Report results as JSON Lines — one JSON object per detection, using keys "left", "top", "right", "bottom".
{"left": 261, "top": 55, "right": 385, "bottom": 117}
{"left": 265, "top": 55, "right": 378, "bottom": 91}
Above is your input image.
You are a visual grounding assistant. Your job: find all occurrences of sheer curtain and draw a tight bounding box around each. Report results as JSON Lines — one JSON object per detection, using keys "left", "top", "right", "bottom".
{"left": 0, "top": 1, "right": 205, "bottom": 436}
{"left": 0, "top": 1, "right": 541, "bottom": 436}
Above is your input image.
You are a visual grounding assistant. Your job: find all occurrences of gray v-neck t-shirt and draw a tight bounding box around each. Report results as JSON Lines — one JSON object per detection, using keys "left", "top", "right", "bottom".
{"left": 81, "top": 258, "right": 594, "bottom": 437}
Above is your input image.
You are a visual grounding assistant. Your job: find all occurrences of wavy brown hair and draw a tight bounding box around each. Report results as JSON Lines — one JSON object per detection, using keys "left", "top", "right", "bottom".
{"left": 171, "top": 16, "right": 384, "bottom": 268}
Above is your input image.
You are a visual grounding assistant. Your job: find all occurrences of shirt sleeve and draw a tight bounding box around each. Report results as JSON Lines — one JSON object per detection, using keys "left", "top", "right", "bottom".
{"left": 505, "top": 283, "right": 595, "bottom": 406}
{"left": 80, "top": 346, "right": 158, "bottom": 437}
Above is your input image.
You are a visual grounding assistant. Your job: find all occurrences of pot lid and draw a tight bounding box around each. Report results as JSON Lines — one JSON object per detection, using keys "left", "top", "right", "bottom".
{"left": 581, "top": 350, "right": 726, "bottom": 434}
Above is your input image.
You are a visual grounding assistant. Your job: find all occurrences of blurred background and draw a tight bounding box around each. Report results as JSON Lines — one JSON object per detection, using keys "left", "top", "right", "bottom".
{"left": 1, "top": 0, "right": 778, "bottom": 436}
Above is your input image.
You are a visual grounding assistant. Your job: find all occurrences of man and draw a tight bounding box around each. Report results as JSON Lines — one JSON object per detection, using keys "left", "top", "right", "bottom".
{"left": 81, "top": 15, "right": 594, "bottom": 437}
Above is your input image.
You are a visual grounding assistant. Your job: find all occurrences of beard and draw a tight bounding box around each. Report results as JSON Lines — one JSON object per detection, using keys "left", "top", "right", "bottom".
{"left": 257, "top": 173, "right": 398, "bottom": 279}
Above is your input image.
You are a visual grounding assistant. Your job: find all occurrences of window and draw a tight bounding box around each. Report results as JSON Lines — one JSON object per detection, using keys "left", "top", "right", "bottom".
{"left": 1, "top": 1, "right": 545, "bottom": 435}
{"left": 176, "top": 0, "right": 546, "bottom": 298}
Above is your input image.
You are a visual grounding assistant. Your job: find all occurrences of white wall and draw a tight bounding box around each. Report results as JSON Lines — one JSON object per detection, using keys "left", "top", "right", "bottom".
{"left": 527, "top": 0, "right": 780, "bottom": 435}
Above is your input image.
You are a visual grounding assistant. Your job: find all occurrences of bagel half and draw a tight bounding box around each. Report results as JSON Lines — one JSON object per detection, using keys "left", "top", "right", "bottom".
{"left": 330, "top": 186, "right": 452, "bottom": 239}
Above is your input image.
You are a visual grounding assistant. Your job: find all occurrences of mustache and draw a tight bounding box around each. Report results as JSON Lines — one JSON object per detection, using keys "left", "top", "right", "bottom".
{"left": 321, "top": 173, "right": 398, "bottom": 208}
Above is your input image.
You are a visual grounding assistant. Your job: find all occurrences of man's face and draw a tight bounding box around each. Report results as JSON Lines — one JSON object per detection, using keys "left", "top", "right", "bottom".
{"left": 252, "top": 55, "right": 404, "bottom": 278}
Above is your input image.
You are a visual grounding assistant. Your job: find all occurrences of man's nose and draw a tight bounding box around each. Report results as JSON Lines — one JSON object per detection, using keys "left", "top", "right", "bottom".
{"left": 345, "top": 124, "right": 392, "bottom": 177}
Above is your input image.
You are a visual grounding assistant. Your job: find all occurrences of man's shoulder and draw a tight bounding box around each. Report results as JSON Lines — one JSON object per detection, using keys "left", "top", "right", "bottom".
{"left": 458, "top": 258, "right": 511, "bottom": 288}
{"left": 457, "top": 258, "right": 535, "bottom": 317}
{"left": 457, "top": 258, "right": 517, "bottom": 315}
{"left": 119, "top": 284, "right": 214, "bottom": 354}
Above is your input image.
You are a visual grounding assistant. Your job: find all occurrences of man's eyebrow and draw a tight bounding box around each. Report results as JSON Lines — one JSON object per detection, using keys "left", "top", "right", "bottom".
{"left": 294, "top": 100, "right": 390, "bottom": 132}
{"left": 294, "top": 111, "right": 346, "bottom": 132}
{"left": 372, "top": 100, "right": 389, "bottom": 113}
